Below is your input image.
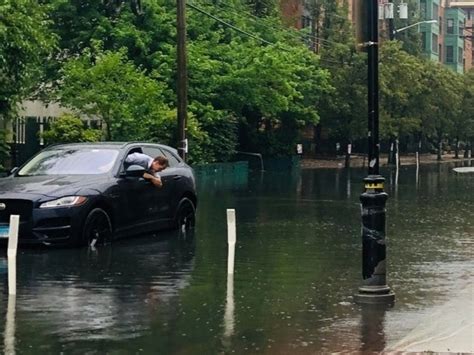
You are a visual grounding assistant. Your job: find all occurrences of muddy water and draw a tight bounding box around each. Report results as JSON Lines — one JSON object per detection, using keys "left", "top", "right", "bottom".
{"left": 0, "top": 162, "right": 472, "bottom": 353}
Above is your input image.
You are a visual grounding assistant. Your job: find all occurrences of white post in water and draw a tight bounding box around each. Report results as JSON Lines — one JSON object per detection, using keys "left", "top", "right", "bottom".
{"left": 226, "top": 209, "right": 236, "bottom": 275}
{"left": 395, "top": 139, "right": 400, "bottom": 189}
{"left": 416, "top": 151, "right": 420, "bottom": 186}
{"left": 7, "top": 215, "right": 20, "bottom": 296}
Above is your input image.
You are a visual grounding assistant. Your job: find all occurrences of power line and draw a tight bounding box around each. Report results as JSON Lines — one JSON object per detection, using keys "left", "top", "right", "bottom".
{"left": 193, "top": 1, "right": 352, "bottom": 52}
{"left": 187, "top": 2, "right": 356, "bottom": 67}
{"left": 187, "top": 2, "right": 277, "bottom": 47}
{"left": 200, "top": 0, "right": 352, "bottom": 46}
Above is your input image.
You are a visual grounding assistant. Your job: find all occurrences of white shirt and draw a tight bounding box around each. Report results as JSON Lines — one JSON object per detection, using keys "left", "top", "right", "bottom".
{"left": 125, "top": 153, "right": 161, "bottom": 178}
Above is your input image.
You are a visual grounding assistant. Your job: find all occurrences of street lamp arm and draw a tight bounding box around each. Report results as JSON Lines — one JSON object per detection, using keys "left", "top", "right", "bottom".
{"left": 394, "top": 20, "right": 437, "bottom": 34}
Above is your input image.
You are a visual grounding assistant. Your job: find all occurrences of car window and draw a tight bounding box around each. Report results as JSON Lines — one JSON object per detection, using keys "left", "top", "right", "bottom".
{"left": 142, "top": 147, "right": 164, "bottom": 160}
{"left": 18, "top": 149, "right": 119, "bottom": 176}
{"left": 160, "top": 149, "right": 181, "bottom": 168}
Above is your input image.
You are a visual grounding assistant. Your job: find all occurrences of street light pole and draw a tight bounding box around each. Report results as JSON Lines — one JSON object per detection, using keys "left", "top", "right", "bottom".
{"left": 393, "top": 19, "right": 438, "bottom": 38}
{"left": 354, "top": 0, "right": 395, "bottom": 305}
{"left": 177, "top": 0, "right": 187, "bottom": 161}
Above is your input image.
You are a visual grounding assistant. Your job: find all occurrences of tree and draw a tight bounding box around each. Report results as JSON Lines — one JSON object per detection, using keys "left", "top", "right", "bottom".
{"left": 314, "top": 0, "right": 367, "bottom": 165}
{"left": 457, "top": 69, "right": 474, "bottom": 157}
{"left": 47, "top": 0, "right": 333, "bottom": 160}
{"left": 0, "top": 1, "right": 55, "bottom": 116}
{"left": 0, "top": 0, "right": 55, "bottom": 167}
{"left": 56, "top": 46, "right": 173, "bottom": 141}
{"left": 418, "top": 61, "right": 462, "bottom": 160}
{"left": 184, "top": 1, "right": 332, "bottom": 156}
{"left": 379, "top": 41, "right": 425, "bottom": 163}
{"left": 42, "top": 113, "right": 102, "bottom": 145}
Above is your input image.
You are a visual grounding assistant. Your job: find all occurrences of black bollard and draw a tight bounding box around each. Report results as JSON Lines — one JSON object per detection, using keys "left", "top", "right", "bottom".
{"left": 354, "top": 175, "right": 394, "bottom": 304}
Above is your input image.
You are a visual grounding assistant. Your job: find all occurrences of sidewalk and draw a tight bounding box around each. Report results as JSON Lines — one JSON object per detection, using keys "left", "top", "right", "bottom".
{"left": 387, "top": 281, "right": 474, "bottom": 353}
{"left": 302, "top": 154, "right": 473, "bottom": 169}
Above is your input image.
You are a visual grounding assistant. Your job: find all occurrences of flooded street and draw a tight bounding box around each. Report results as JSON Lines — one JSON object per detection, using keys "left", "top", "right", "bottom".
{"left": 0, "top": 162, "right": 472, "bottom": 353}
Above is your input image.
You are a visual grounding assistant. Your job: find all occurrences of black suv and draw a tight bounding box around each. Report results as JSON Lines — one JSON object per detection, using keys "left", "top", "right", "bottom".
{"left": 0, "top": 142, "right": 197, "bottom": 246}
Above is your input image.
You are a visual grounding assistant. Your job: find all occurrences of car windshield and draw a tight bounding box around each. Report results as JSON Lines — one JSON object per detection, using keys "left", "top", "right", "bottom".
{"left": 18, "top": 148, "right": 119, "bottom": 176}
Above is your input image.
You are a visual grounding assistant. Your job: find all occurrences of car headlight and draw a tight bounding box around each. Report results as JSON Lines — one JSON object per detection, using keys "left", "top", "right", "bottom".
{"left": 39, "top": 196, "right": 88, "bottom": 209}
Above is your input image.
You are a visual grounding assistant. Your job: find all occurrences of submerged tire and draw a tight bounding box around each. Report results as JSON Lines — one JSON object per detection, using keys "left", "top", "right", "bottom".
{"left": 82, "top": 208, "right": 112, "bottom": 247}
{"left": 174, "top": 198, "right": 196, "bottom": 234}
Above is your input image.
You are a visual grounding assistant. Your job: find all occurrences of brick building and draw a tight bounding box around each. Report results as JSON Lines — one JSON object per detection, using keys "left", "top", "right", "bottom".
{"left": 280, "top": 0, "right": 474, "bottom": 73}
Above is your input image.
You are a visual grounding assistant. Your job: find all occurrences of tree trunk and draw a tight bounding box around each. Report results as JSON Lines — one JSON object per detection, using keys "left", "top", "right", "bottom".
{"left": 437, "top": 137, "right": 442, "bottom": 161}
{"left": 454, "top": 137, "right": 459, "bottom": 159}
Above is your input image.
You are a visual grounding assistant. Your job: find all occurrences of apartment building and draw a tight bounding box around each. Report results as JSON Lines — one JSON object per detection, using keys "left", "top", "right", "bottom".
{"left": 420, "top": 0, "right": 472, "bottom": 73}
{"left": 448, "top": 0, "right": 474, "bottom": 71}
{"left": 281, "top": 0, "right": 473, "bottom": 73}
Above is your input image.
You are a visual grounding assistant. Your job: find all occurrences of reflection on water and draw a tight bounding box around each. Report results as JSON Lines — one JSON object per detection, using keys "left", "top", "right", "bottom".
{"left": 223, "top": 274, "right": 234, "bottom": 341}
{"left": 359, "top": 304, "right": 389, "bottom": 352}
{"left": 0, "top": 161, "right": 472, "bottom": 353}
{"left": 4, "top": 296, "right": 15, "bottom": 355}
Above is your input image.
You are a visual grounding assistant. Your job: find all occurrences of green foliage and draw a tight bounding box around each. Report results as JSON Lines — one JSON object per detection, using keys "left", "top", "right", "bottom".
{"left": 0, "top": 0, "right": 55, "bottom": 168}
{"left": 392, "top": 0, "right": 422, "bottom": 56}
{"left": 0, "top": 0, "right": 55, "bottom": 116}
{"left": 47, "top": 0, "right": 175, "bottom": 73}
{"left": 0, "top": 130, "right": 10, "bottom": 170}
{"left": 419, "top": 60, "right": 462, "bottom": 143}
{"left": 459, "top": 70, "right": 474, "bottom": 144}
{"left": 56, "top": 46, "right": 174, "bottom": 141}
{"left": 43, "top": 0, "right": 332, "bottom": 160}
{"left": 36, "top": 0, "right": 472, "bottom": 163}
{"left": 244, "top": 0, "right": 278, "bottom": 17}
{"left": 42, "top": 113, "right": 102, "bottom": 145}
{"left": 317, "top": 0, "right": 367, "bottom": 145}
{"left": 188, "top": 103, "right": 238, "bottom": 163}
{"left": 379, "top": 41, "right": 425, "bottom": 139}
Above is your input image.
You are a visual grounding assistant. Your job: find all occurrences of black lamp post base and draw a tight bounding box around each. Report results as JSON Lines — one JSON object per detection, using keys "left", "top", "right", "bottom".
{"left": 354, "top": 286, "right": 395, "bottom": 305}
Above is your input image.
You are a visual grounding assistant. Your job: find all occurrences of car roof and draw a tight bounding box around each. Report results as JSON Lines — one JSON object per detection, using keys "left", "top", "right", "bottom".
{"left": 44, "top": 142, "right": 180, "bottom": 156}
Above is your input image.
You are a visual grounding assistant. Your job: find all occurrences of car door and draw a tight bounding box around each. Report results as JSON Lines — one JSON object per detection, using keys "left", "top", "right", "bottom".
{"left": 156, "top": 147, "right": 184, "bottom": 218}
{"left": 114, "top": 147, "right": 149, "bottom": 233}
{"left": 142, "top": 146, "right": 176, "bottom": 226}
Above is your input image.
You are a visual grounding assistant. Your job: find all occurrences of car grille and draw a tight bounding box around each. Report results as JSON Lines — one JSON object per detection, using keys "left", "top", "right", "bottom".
{"left": 0, "top": 199, "right": 33, "bottom": 223}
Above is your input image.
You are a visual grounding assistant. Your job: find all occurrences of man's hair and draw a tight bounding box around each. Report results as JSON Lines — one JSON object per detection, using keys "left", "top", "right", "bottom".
{"left": 153, "top": 156, "right": 169, "bottom": 167}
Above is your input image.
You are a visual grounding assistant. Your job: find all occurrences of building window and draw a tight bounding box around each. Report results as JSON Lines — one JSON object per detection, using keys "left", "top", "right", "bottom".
{"left": 439, "top": 16, "right": 442, "bottom": 34}
{"left": 447, "top": 19, "right": 454, "bottom": 34}
{"left": 422, "top": 32, "right": 427, "bottom": 50}
{"left": 433, "top": 3, "right": 438, "bottom": 20}
{"left": 432, "top": 33, "right": 438, "bottom": 53}
{"left": 439, "top": 44, "right": 442, "bottom": 61}
{"left": 420, "top": 0, "right": 427, "bottom": 19}
{"left": 459, "top": 21, "right": 463, "bottom": 35}
{"left": 446, "top": 45, "right": 454, "bottom": 62}
{"left": 458, "top": 47, "right": 463, "bottom": 63}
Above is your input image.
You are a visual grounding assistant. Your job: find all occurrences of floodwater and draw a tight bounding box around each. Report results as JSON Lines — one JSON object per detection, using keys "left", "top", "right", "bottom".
{"left": 0, "top": 161, "right": 473, "bottom": 353}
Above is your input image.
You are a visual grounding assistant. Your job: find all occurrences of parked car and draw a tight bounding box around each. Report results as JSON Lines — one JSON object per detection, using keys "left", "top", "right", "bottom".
{"left": 0, "top": 142, "right": 197, "bottom": 246}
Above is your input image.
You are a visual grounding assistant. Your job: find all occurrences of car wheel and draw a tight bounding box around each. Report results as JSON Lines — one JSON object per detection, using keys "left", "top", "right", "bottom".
{"left": 175, "top": 198, "right": 196, "bottom": 235}
{"left": 82, "top": 208, "right": 112, "bottom": 247}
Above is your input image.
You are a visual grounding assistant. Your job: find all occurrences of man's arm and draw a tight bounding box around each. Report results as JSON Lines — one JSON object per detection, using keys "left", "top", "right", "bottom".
{"left": 143, "top": 172, "right": 163, "bottom": 187}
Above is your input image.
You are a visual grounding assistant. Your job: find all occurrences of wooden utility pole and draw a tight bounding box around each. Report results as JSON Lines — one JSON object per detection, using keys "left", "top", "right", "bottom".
{"left": 177, "top": 0, "right": 187, "bottom": 161}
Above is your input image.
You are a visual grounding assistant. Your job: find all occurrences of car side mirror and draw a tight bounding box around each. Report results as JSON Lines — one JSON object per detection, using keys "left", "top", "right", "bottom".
{"left": 125, "top": 165, "right": 145, "bottom": 178}
{"left": 10, "top": 167, "right": 19, "bottom": 175}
